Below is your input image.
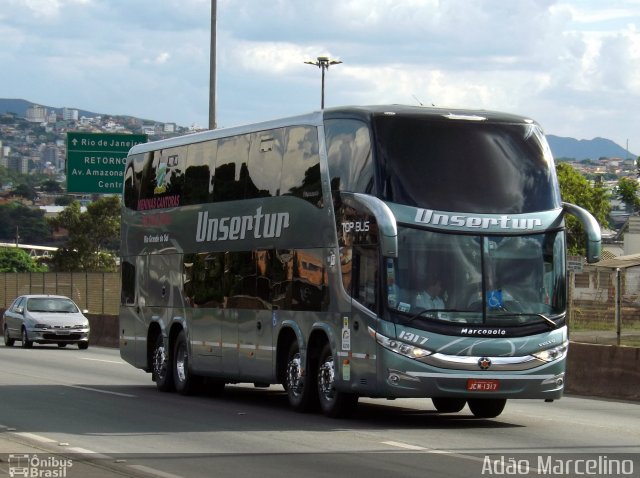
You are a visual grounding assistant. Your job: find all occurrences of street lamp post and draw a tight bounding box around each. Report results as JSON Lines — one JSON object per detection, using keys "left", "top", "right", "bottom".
{"left": 304, "top": 56, "right": 342, "bottom": 109}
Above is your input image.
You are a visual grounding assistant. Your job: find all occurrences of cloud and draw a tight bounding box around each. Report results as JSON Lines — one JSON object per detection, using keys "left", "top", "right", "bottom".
{"left": 0, "top": 0, "right": 638, "bottom": 148}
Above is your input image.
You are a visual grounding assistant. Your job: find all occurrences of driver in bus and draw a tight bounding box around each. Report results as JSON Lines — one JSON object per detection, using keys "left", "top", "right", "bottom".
{"left": 415, "top": 275, "right": 445, "bottom": 310}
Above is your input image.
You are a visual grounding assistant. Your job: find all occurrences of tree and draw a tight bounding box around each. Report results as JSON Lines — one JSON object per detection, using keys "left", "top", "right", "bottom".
{"left": 556, "top": 163, "right": 610, "bottom": 255}
{"left": 54, "top": 195, "right": 75, "bottom": 206}
{"left": 616, "top": 177, "right": 640, "bottom": 212}
{"left": 47, "top": 196, "right": 121, "bottom": 272}
{"left": 41, "top": 179, "right": 62, "bottom": 193}
{"left": 0, "top": 247, "right": 47, "bottom": 272}
{"left": 13, "top": 183, "right": 38, "bottom": 201}
{"left": 0, "top": 203, "right": 52, "bottom": 243}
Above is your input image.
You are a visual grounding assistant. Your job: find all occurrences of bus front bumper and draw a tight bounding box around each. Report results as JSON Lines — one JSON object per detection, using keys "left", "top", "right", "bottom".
{"left": 378, "top": 349, "right": 567, "bottom": 400}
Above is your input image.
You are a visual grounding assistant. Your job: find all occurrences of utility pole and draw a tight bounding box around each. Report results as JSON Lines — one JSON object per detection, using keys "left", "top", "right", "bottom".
{"left": 304, "top": 56, "right": 342, "bottom": 109}
{"left": 209, "top": 0, "right": 217, "bottom": 130}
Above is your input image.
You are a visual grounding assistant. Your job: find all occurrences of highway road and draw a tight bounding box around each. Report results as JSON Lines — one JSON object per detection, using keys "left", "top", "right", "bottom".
{"left": 0, "top": 344, "right": 638, "bottom": 478}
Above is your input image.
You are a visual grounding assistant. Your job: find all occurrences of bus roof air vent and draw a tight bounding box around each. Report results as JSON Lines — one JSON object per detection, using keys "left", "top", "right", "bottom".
{"left": 442, "top": 113, "right": 487, "bottom": 121}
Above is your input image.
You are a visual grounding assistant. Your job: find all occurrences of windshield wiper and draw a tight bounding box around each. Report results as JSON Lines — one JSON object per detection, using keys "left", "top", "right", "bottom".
{"left": 488, "top": 312, "right": 560, "bottom": 329}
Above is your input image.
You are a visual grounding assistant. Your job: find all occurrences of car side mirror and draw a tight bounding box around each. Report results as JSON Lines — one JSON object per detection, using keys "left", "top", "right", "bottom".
{"left": 15, "top": 307, "right": 24, "bottom": 314}
{"left": 82, "top": 309, "right": 89, "bottom": 314}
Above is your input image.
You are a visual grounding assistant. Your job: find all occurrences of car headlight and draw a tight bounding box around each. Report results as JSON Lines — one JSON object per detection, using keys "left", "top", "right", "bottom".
{"left": 368, "top": 327, "right": 432, "bottom": 359}
{"left": 532, "top": 342, "right": 568, "bottom": 362}
{"left": 34, "top": 323, "right": 49, "bottom": 329}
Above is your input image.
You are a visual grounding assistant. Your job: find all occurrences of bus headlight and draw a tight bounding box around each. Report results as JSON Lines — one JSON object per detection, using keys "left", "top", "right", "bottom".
{"left": 532, "top": 342, "right": 568, "bottom": 363}
{"left": 369, "top": 327, "right": 432, "bottom": 359}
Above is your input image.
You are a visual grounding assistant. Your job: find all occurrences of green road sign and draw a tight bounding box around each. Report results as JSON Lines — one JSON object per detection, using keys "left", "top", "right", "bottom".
{"left": 67, "top": 132, "right": 147, "bottom": 194}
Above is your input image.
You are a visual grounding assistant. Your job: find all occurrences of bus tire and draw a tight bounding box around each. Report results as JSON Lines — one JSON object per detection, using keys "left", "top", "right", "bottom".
{"left": 317, "top": 343, "right": 358, "bottom": 418}
{"left": 285, "top": 341, "right": 318, "bottom": 412}
{"left": 468, "top": 398, "right": 506, "bottom": 418}
{"left": 432, "top": 397, "right": 466, "bottom": 413}
{"left": 152, "top": 333, "right": 174, "bottom": 392}
{"left": 173, "top": 330, "right": 201, "bottom": 395}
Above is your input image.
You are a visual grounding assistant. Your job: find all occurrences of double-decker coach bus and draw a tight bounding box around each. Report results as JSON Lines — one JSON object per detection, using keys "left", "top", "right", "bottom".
{"left": 119, "top": 105, "right": 601, "bottom": 419}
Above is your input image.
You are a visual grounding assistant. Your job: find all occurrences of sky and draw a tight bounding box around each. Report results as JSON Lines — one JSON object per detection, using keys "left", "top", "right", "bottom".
{"left": 1, "top": 0, "right": 639, "bottom": 151}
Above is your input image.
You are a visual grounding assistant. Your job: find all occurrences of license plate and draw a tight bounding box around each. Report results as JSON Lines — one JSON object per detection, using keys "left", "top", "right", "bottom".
{"left": 467, "top": 379, "right": 499, "bottom": 391}
{"left": 56, "top": 330, "right": 71, "bottom": 335}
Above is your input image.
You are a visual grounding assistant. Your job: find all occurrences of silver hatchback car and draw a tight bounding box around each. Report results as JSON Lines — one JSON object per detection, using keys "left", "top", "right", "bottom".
{"left": 3, "top": 295, "right": 90, "bottom": 349}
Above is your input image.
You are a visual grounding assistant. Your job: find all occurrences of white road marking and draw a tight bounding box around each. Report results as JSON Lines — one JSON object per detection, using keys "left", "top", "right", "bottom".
{"left": 66, "top": 384, "right": 137, "bottom": 398}
{"left": 382, "top": 440, "right": 426, "bottom": 450}
{"left": 67, "top": 447, "right": 111, "bottom": 459}
{"left": 382, "top": 440, "right": 492, "bottom": 466}
{"left": 128, "top": 464, "right": 185, "bottom": 478}
{"left": 79, "top": 357, "right": 124, "bottom": 364}
{"left": 15, "top": 432, "right": 57, "bottom": 444}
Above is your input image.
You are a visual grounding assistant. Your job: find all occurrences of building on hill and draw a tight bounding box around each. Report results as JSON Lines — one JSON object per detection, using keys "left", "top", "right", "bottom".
{"left": 25, "top": 104, "right": 47, "bottom": 123}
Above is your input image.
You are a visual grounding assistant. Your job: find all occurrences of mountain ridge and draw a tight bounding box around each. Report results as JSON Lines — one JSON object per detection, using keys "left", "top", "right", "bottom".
{"left": 1, "top": 98, "right": 635, "bottom": 160}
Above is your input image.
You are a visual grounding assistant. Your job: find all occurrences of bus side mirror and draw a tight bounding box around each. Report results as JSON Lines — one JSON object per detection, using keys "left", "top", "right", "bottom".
{"left": 562, "top": 202, "right": 602, "bottom": 263}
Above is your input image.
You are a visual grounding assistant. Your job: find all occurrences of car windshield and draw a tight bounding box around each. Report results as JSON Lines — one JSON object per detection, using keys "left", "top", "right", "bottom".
{"left": 26, "top": 298, "right": 78, "bottom": 313}
{"left": 386, "top": 226, "right": 566, "bottom": 326}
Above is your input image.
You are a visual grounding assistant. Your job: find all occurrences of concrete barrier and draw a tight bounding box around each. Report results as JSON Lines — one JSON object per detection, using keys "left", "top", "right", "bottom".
{"left": 86, "top": 314, "right": 119, "bottom": 348}
{"left": 565, "top": 341, "right": 640, "bottom": 401}
{"left": 85, "top": 322, "right": 639, "bottom": 401}
{"left": 3, "top": 310, "right": 639, "bottom": 401}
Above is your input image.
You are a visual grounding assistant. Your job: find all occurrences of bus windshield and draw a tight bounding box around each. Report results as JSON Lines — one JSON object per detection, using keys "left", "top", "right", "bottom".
{"left": 373, "top": 116, "right": 562, "bottom": 214}
{"left": 386, "top": 226, "right": 566, "bottom": 326}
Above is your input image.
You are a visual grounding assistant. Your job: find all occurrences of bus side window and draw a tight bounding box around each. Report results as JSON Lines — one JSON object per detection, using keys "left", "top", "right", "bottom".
{"left": 325, "top": 119, "right": 373, "bottom": 194}
{"left": 184, "top": 252, "right": 224, "bottom": 308}
{"left": 224, "top": 251, "right": 261, "bottom": 309}
{"left": 123, "top": 153, "right": 144, "bottom": 210}
{"left": 272, "top": 250, "right": 293, "bottom": 310}
{"left": 246, "top": 129, "right": 283, "bottom": 199}
{"left": 214, "top": 134, "right": 250, "bottom": 202}
{"left": 291, "top": 249, "right": 329, "bottom": 312}
{"left": 138, "top": 147, "right": 185, "bottom": 206}
{"left": 281, "top": 126, "right": 323, "bottom": 207}
{"left": 121, "top": 259, "right": 136, "bottom": 305}
{"left": 351, "top": 246, "right": 379, "bottom": 313}
{"left": 184, "top": 140, "right": 216, "bottom": 205}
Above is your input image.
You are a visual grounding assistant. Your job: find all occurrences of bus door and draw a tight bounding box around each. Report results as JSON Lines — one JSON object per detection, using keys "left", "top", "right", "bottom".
{"left": 184, "top": 252, "right": 224, "bottom": 374}
{"left": 222, "top": 251, "right": 273, "bottom": 381}
{"left": 336, "top": 193, "right": 395, "bottom": 392}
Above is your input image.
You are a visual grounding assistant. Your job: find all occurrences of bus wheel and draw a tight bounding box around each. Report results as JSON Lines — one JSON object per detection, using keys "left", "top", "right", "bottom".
{"left": 317, "top": 343, "right": 358, "bottom": 418}
{"left": 285, "top": 341, "right": 318, "bottom": 412}
{"left": 468, "top": 398, "right": 506, "bottom": 418}
{"left": 152, "top": 334, "right": 174, "bottom": 392}
{"left": 432, "top": 397, "right": 466, "bottom": 413}
{"left": 173, "top": 330, "right": 201, "bottom": 395}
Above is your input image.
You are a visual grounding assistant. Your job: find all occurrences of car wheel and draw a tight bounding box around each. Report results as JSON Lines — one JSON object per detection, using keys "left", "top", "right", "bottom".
{"left": 285, "top": 341, "right": 318, "bottom": 412}
{"left": 21, "top": 327, "right": 33, "bottom": 349}
{"left": 4, "top": 325, "right": 15, "bottom": 347}
{"left": 78, "top": 342, "right": 89, "bottom": 350}
{"left": 173, "top": 329, "right": 201, "bottom": 395}
{"left": 432, "top": 397, "right": 466, "bottom": 413}
{"left": 317, "top": 343, "right": 358, "bottom": 418}
{"left": 151, "top": 333, "right": 174, "bottom": 392}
